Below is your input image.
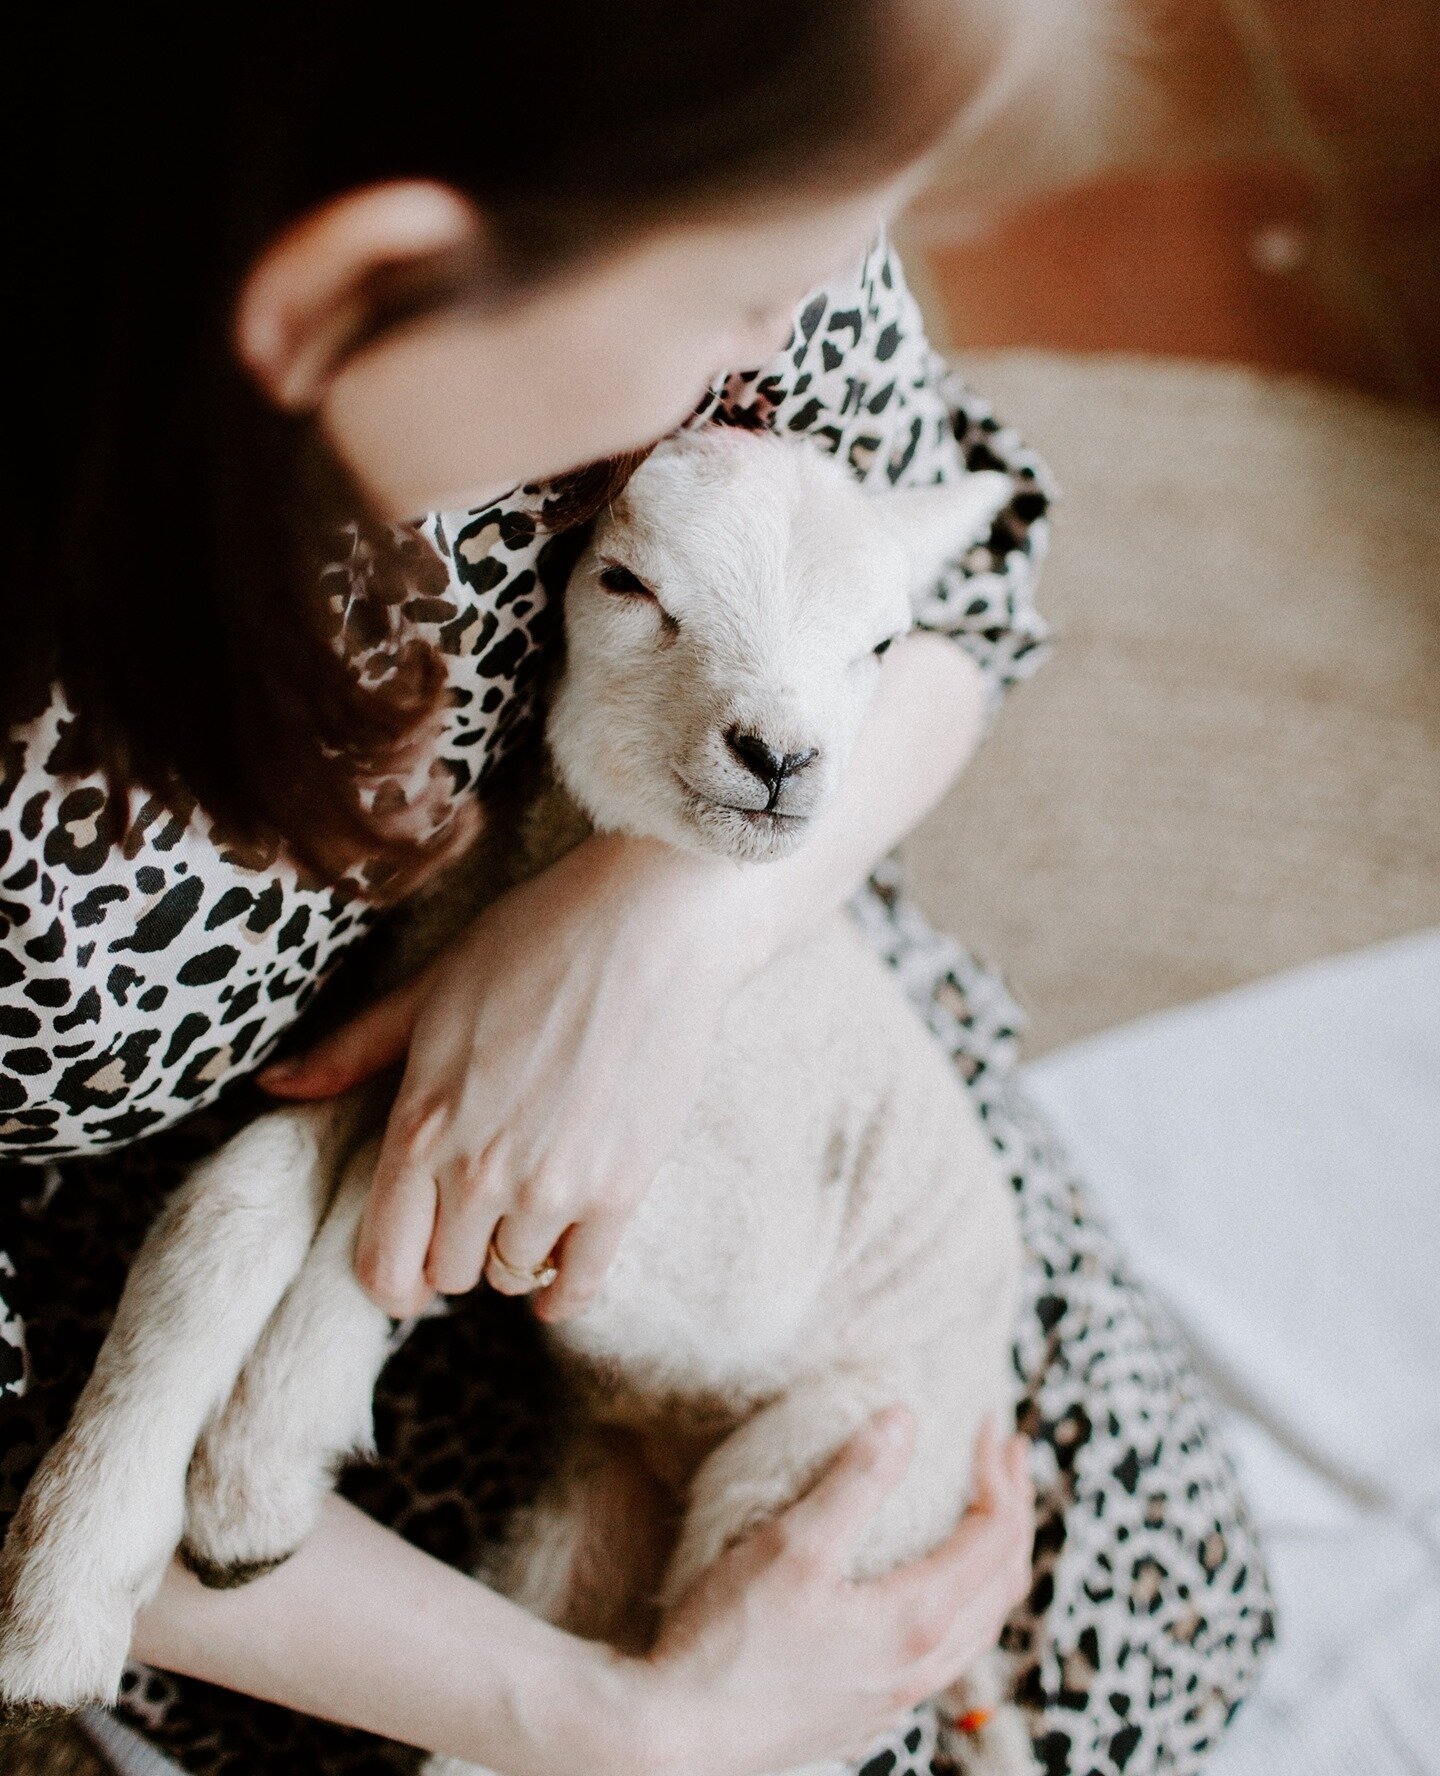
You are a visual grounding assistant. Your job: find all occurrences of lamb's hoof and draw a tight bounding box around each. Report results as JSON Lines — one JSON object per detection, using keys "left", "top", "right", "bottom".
{"left": 183, "top": 1440, "right": 325, "bottom": 1589}
{"left": 177, "top": 1543, "right": 295, "bottom": 1590}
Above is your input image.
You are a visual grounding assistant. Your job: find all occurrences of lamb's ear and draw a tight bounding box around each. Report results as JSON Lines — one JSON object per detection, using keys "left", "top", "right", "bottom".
{"left": 879, "top": 471, "right": 1013, "bottom": 596}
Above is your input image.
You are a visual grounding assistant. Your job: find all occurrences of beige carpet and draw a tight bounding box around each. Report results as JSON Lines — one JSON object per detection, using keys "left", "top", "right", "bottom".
{"left": 904, "top": 351, "right": 1440, "bottom": 1055}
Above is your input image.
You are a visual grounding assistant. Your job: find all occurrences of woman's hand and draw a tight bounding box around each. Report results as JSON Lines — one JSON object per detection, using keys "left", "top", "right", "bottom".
{"left": 637, "top": 1412, "right": 1035, "bottom": 1776}
{"left": 264, "top": 831, "right": 771, "bottom": 1320}
{"left": 135, "top": 1411, "right": 1032, "bottom": 1776}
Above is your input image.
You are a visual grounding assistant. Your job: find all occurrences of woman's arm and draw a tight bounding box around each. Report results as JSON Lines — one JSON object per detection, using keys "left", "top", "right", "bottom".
{"left": 737, "top": 629, "right": 986, "bottom": 954}
{"left": 263, "top": 635, "right": 986, "bottom": 1319}
{"left": 135, "top": 1493, "right": 641, "bottom": 1774}
{"left": 134, "top": 1414, "right": 1034, "bottom": 1776}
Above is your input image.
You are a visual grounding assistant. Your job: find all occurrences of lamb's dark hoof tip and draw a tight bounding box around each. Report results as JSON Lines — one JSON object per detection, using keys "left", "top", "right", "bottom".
{"left": 178, "top": 1543, "right": 295, "bottom": 1589}
{"left": 0, "top": 1695, "right": 84, "bottom": 1732}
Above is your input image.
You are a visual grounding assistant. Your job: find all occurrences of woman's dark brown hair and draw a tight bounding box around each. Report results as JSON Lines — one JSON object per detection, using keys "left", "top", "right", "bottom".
{"left": 3, "top": 4, "right": 976, "bottom": 888}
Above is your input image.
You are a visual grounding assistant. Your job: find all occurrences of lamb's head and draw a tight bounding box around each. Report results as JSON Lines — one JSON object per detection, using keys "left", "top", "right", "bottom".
{"left": 548, "top": 431, "right": 1012, "bottom": 863}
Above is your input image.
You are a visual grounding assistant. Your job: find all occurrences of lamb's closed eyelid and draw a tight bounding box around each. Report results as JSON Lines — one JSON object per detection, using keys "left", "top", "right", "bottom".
{"left": 597, "top": 562, "right": 655, "bottom": 597}
{"left": 848, "top": 636, "right": 896, "bottom": 670}
{"left": 595, "top": 561, "right": 682, "bottom": 640}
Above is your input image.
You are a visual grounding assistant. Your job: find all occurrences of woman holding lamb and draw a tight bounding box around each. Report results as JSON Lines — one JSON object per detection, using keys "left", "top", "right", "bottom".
{"left": 0, "top": 7, "right": 1271, "bottom": 1775}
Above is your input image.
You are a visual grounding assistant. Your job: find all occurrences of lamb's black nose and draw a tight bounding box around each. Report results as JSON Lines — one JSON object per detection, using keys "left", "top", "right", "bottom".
{"left": 725, "top": 729, "right": 820, "bottom": 793}
{"left": 726, "top": 730, "right": 784, "bottom": 785}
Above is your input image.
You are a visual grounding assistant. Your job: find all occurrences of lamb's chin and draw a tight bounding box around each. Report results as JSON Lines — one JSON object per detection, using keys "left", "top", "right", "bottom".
{"left": 675, "top": 801, "right": 812, "bottom": 865}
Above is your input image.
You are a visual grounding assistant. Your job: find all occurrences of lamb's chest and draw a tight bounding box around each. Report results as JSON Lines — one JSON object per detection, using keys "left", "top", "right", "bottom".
{"left": 547, "top": 919, "right": 941, "bottom": 1399}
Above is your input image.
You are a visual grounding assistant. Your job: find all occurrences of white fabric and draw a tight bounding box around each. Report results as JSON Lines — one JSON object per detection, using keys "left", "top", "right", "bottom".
{"left": 86, "top": 1707, "right": 187, "bottom": 1775}
{"left": 1022, "top": 929, "right": 1440, "bottom": 1776}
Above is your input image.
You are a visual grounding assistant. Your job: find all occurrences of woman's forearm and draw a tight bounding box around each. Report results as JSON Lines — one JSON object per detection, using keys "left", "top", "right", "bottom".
{"left": 132, "top": 1493, "right": 646, "bottom": 1776}
{"left": 745, "top": 630, "right": 987, "bottom": 953}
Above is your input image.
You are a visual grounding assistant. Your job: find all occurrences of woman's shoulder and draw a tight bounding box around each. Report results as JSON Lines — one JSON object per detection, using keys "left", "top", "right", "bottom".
{"left": 688, "top": 237, "right": 1046, "bottom": 500}
{"left": 686, "top": 237, "right": 1053, "bottom": 696}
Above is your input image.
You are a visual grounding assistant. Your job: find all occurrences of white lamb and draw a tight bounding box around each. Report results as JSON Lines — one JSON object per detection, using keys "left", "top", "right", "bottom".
{"left": 0, "top": 431, "right": 1033, "bottom": 1775}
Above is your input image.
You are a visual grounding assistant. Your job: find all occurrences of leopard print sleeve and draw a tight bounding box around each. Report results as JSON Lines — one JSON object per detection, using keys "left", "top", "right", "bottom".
{"left": 691, "top": 235, "right": 1054, "bottom": 710}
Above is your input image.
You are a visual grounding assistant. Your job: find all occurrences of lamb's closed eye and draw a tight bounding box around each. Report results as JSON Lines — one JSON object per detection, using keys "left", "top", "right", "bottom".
{"left": 598, "top": 563, "right": 654, "bottom": 597}
{"left": 598, "top": 561, "right": 680, "bottom": 641}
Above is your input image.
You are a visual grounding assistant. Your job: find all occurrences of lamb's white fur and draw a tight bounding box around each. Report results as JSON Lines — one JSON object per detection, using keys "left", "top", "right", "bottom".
{"left": 0, "top": 435, "right": 1032, "bottom": 1773}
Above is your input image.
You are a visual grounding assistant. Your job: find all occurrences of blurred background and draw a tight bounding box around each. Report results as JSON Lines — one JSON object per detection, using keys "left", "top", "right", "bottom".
{"left": 887, "top": 0, "right": 1440, "bottom": 1051}
{"left": 915, "top": 0, "right": 1440, "bottom": 403}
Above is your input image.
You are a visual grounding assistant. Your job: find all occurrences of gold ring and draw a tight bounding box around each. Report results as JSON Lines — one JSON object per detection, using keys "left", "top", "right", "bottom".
{"left": 486, "top": 1235, "right": 559, "bottom": 1293}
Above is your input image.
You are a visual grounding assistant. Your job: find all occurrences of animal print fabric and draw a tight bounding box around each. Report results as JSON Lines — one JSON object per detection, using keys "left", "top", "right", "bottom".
{"left": 0, "top": 239, "right": 1274, "bottom": 1774}
{"left": 850, "top": 870, "right": 1276, "bottom": 1776}
{"left": 0, "top": 240, "right": 1047, "bottom": 1179}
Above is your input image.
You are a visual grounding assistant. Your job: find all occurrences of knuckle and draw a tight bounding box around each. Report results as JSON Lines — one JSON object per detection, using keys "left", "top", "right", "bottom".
{"left": 444, "top": 1150, "right": 496, "bottom": 1206}
{"left": 397, "top": 1097, "right": 446, "bottom": 1153}
{"left": 896, "top": 1602, "right": 949, "bottom": 1666}
{"left": 514, "top": 1169, "right": 560, "bottom": 1215}
{"left": 536, "top": 1171, "right": 585, "bottom": 1221}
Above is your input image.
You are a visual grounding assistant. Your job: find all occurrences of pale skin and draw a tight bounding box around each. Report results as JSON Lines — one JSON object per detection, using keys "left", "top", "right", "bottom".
{"left": 131, "top": 175, "right": 1035, "bottom": 1773}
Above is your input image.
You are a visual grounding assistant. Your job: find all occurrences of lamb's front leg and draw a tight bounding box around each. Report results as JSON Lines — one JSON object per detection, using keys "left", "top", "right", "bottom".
{"left": 182, "top": 1137, "right": 395, "bottom": 1586}
{"left": 0, "top": 1102, "right": 354, "bottom": 1721}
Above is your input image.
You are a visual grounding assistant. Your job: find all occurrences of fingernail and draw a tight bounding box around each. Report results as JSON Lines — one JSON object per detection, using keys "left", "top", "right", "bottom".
{"left": 260, "top": 1058, "right": 299, "bottom": 1082}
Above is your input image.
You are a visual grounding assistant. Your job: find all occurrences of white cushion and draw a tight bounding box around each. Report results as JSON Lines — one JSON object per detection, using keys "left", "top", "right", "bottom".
{"left": 1023, "top": 929, "right": 1440, "bottom": 1776}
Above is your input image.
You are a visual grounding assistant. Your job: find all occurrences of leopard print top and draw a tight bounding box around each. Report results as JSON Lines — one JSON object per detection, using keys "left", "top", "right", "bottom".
{"left": 0, "top": 236, "right": 1051, "bottom": 1395}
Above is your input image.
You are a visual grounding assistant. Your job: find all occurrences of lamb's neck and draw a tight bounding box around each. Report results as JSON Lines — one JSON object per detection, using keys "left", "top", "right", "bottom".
{"left": 516, "top": 771, "right": 598, "bottom": 884}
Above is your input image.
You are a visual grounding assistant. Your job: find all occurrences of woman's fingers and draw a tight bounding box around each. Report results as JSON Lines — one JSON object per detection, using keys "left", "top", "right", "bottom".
{"left": 260, "top": 976, "right": 427, "bottom": 1099}
{"left": 354, "top": 1101, "right": 449, "bottom": 1315}
{"left": 423, "top": 1149, "right": 504, "bottom": 1296}
{"left": 483, "top": 1206, "right": 567, "bottom": 1297}
{"left": 532, "top": 1212, "right": 627, "bottom": 1322}
{"left": 354, "top": 1170, "right": 438, "bottom": 1317}
{"left": 874, "top": 1427, "right": 1032, "bottom": 1607}
{"left": 864, "top": 1425, "right": 1034, "bottom": 1689}
{"left": 769, "top": 1409, "right": 917, "bottom": 1574}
